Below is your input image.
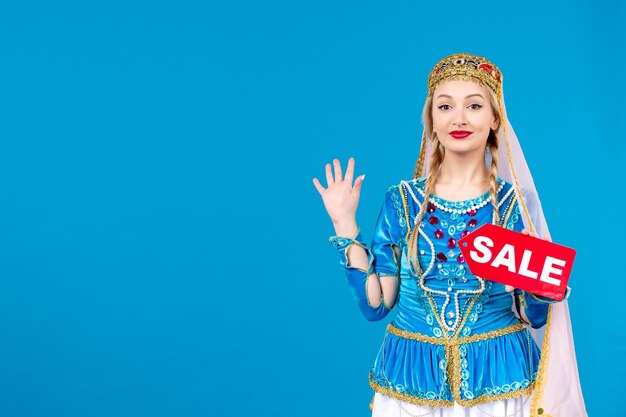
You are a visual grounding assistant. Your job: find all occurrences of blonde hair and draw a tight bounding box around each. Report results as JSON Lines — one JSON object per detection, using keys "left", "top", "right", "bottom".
{"left": 408, "top": 79, "right": 501, "bottom": 278}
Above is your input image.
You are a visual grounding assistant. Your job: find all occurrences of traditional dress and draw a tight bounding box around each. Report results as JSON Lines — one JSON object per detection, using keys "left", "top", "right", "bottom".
{"left": 331, "top": 177, "right": 561, "bottom": 416}
{"left": 328, "top": 52, "right": 587, "bottom": 416}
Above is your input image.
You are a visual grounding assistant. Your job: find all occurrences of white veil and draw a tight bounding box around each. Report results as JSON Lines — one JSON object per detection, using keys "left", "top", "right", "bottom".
{"left": 416, "top": 56, "right": 587, "bottom": 417}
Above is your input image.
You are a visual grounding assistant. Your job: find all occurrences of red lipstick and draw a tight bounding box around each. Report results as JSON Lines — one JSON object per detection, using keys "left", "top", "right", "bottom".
{"left": 450, "top": 130, "right": 473, "bottom": 139}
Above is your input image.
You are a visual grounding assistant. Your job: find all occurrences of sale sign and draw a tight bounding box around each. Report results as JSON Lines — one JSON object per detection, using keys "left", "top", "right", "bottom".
{"left": 458, "top": 224, "right": 575, "bottom": 301}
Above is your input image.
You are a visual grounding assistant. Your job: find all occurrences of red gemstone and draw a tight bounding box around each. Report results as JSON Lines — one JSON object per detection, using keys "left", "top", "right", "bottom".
{"left": 437, "top": 252, "right": 447, "bottom": 262}
{"left": 457, "top": 254, "right": 465, "bottom": 263}
{"left": 427, "top": 203, "right": 436, "bottom": 213}
{"left": 461, "top": 230, "right": 470, "bottom": 238}
{"left": 478, "top": 63, "right": 500, "bottom": 81}
{"left": 468, "top": 209, "right": 477, "bottom": 216}
{"left": 429, "top": 216, "right": 439, "bottom": 225}
{"left": 468, "top": 218, "right": 478, "bottom": 228}
{"left": 448, "top": 238, "right": 457, "bottom": 248}
{"left": 434, "top": 229, "right": 444, "bottom": 239}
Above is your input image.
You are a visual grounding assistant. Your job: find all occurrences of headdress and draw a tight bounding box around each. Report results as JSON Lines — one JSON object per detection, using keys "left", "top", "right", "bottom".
{"left": 415, "top": 53, "right": 587, "bottom": 416}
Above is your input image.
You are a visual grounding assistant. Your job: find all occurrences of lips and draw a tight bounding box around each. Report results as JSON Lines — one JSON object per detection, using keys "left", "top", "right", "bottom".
{"left": 450, "top": 130, "right": 473, "bottom": 139}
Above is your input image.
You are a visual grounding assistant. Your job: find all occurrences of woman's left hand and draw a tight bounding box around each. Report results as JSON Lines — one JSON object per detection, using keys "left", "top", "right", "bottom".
{"left": 504, "top": 229, "right": 551, "bottom": 293}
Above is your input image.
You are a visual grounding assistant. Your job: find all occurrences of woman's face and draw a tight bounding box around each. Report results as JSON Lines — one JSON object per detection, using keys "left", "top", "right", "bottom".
{"left": 431, "top": 79, "right": 499, "bottom": 156}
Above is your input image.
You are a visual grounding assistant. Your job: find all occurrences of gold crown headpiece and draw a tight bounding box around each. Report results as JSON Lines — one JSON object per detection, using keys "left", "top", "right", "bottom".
{"left": 427, "top": 53, "right": 503, "bottom": 99}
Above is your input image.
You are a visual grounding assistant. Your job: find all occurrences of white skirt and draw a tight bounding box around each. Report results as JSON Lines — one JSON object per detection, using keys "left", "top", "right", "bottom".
{"left": 371, "top": 392, "right": 531, "bottom": 417}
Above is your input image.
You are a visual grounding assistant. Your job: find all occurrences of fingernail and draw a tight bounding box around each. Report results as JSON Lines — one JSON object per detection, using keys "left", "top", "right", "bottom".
{"left": 361, "top": 174, "right": 366, "bottom": 181}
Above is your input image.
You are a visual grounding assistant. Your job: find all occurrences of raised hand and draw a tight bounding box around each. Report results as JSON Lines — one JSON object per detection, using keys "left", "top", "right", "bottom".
{"left": 505, "top": 229, "right": 551, "bottom": 293}
{"left": 312, "top": 157, "right": 364, "bottom": 228}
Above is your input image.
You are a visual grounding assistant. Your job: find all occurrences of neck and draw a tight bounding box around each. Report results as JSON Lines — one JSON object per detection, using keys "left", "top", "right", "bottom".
{"left": 437, "top": 150, "right": 490, "bottom": 185}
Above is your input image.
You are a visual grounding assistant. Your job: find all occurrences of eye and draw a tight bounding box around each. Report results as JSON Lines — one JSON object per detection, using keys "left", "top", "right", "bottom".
{"left": 468, "top": 104, "right": 482, "bottom": 110}
{"left": 437, "top": 104, "right": 451, "bottom": 111}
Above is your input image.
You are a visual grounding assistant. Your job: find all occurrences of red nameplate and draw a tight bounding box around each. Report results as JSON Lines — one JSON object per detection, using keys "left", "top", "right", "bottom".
{"left": 458, "top": 224, "right": 575, "bottom": 301}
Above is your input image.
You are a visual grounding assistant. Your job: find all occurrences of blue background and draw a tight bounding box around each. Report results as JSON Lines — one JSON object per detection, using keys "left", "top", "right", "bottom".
{"left": 0, "top": 1, "right": 623, "bottom": 416}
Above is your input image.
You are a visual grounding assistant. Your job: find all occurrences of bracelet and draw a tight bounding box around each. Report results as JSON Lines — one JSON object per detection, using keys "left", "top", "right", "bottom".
{"left": 328, "top": 227, "right": 361, "bottom": 249}
{"left": 328, "top": 228, "right": 374, "bottom": 273}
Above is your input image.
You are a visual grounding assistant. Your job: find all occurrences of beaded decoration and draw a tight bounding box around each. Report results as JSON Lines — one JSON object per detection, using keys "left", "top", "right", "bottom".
{"left": 401, "top": 178, "right": 508, "bottom": 335}
{"left": 427, "top": 53, "right": 502, "bottom": 99}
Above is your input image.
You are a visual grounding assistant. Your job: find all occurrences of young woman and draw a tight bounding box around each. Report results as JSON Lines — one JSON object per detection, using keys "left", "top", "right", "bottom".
{"left": 313, "top": 53, "right": 586, "bottom": 417}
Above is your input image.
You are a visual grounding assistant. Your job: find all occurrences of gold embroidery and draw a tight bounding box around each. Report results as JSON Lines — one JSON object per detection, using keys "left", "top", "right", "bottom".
{"left": 384, "top": 180, "right": 537, "bottom": 407}
{"left": 499, "top": 189, "right": 514, "bottom": 226}
{"left": 369, "top": 378, "right": 454, "bottom": 408}
{"left": 502, "top": 193, "right": 517, "bottom": 227}
{"left": 386, "top": 324, "right": 441, "bottom": 344}
{"left": 381, "top": 322, "right": 531, "bottom": 406}
{"left": 457, "top": 385, "right": 534, "bottom": 407}
{"left": 530, "top": 305, "right": 553, "bottom": 417}
{"left": 449, "top": 337, "right": 462, "bottom": 404}
{"left": 386, "top": 322, "right": 526, "bottom": 345}
{"left": 421, "top": 281, "right": 480, "bottom": 399}
{"left": 398, "top": 184, "right": 412, "bottom": 243}
{"left": 370, "top": 369, "right": 535, "bottom": 408}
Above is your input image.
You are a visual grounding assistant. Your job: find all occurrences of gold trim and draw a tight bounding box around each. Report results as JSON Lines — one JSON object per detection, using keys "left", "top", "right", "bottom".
{"left": 369, "top": 378, "right": 454, "bottom": 408}
{"left": 398, "top": 184, "right": 412, "bottom": 243}
{"left": 527, "top": 290, "right": 569, "bottom": 304}
{"left": 381, "top": 322, "right": 533, "bottom": 406}
{"left": 530, "top": 305, "right": 553, "bottom": 417}
{"left": 386, "top": 322, "right": 526, "bottom": 345}
{"left": 341, "top": 239, "right": 373, "bottom": 274}
{"left": 422, "top": 287, "right": 480, "bottom": 399}
{"left": 458, "top": 385, "right": 534, "bottom": 407}
{"left": 502, "top": 193, "right": 517, "bottom": 228}
{"left": 424, "top": 292, "right": 452, "bottom": 338}
{"left": 370, "top": 371, "right": 535, "bottom": 408}
{"left": 365, "top": 272, "right": 383, "bottom": 309}
{"left": 498, "top": 191, "right": 514, "bottom": 227}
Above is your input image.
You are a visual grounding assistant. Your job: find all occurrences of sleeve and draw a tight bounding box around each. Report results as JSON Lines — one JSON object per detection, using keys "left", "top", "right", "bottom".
{"left": 370, "top": 185, "right": 403, "bottom": 277}
{"left": 504, "top": 195, "right": 570, "bottom": 329}
{"left": 328, "top": 185, "right": 402, "bottom": 322}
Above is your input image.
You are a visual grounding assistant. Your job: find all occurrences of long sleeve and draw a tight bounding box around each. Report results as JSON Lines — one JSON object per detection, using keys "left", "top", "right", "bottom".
{"left": 371, "top": 186, "right": 403, "bottom": 277}
{"left": 329, "top": 186, "right": 402, "bottom": 322}
{"left": 505, "top": 194, "right": 570, "bottom": 329}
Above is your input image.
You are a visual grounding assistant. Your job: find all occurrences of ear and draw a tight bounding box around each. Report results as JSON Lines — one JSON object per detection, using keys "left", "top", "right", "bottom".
{"left": 491, "top": 114, "right": 500, "bottom": 131}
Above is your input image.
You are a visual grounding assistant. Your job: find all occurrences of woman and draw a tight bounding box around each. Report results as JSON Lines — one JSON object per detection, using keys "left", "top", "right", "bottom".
{"left": 312, "top": 53, "right": 586, "bottom": 417}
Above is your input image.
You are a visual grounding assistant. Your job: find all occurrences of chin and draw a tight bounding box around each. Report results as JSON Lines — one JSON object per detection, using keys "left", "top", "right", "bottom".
{"left": 440, "top": 142, "right": 485, "bottom": 155}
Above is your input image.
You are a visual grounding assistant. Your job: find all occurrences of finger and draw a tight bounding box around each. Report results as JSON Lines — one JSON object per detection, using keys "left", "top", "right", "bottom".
{"left": 344, "top": 157, "right": 355, "bottom": 184}
{"left": 333, "top": 158, "right": 343, "bottom": 182}
{"left": 521, "top": 229, "right": 529, "bottom": 235}
{"left": 325, "top": 163, "right": 334, "bottom": 186}
{"left": 354, "top": 174, "right": 365, "bottom": 193}
{"left": 505, "top": 285, "right": 514, "bottom": 292}
{"left": 312, "top": 177, "right": 326, "bottom": 195}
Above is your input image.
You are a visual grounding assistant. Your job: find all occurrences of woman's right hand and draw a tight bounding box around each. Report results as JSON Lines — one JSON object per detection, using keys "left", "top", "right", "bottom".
{"left": 312, "top": 157, "right": 364, "bottom": 227}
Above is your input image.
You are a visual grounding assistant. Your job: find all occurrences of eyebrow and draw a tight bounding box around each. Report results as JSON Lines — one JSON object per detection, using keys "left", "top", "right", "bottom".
{"left": 435, "top": 93, "right": 484, "bottom": 100}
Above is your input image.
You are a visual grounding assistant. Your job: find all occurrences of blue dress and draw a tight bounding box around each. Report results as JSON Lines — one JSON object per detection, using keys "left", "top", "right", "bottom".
{"left": 330, "top": 177, "right": 564, "bottom": 409}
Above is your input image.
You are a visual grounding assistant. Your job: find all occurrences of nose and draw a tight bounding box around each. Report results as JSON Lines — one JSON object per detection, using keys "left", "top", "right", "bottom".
{"left": 453, "top": 107, "right": 468, "bottom": 127}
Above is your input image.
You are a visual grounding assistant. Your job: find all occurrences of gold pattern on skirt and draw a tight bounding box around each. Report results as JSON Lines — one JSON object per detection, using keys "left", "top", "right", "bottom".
{"left": 372, "top": 322, "right": 535, "bottom": 408}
